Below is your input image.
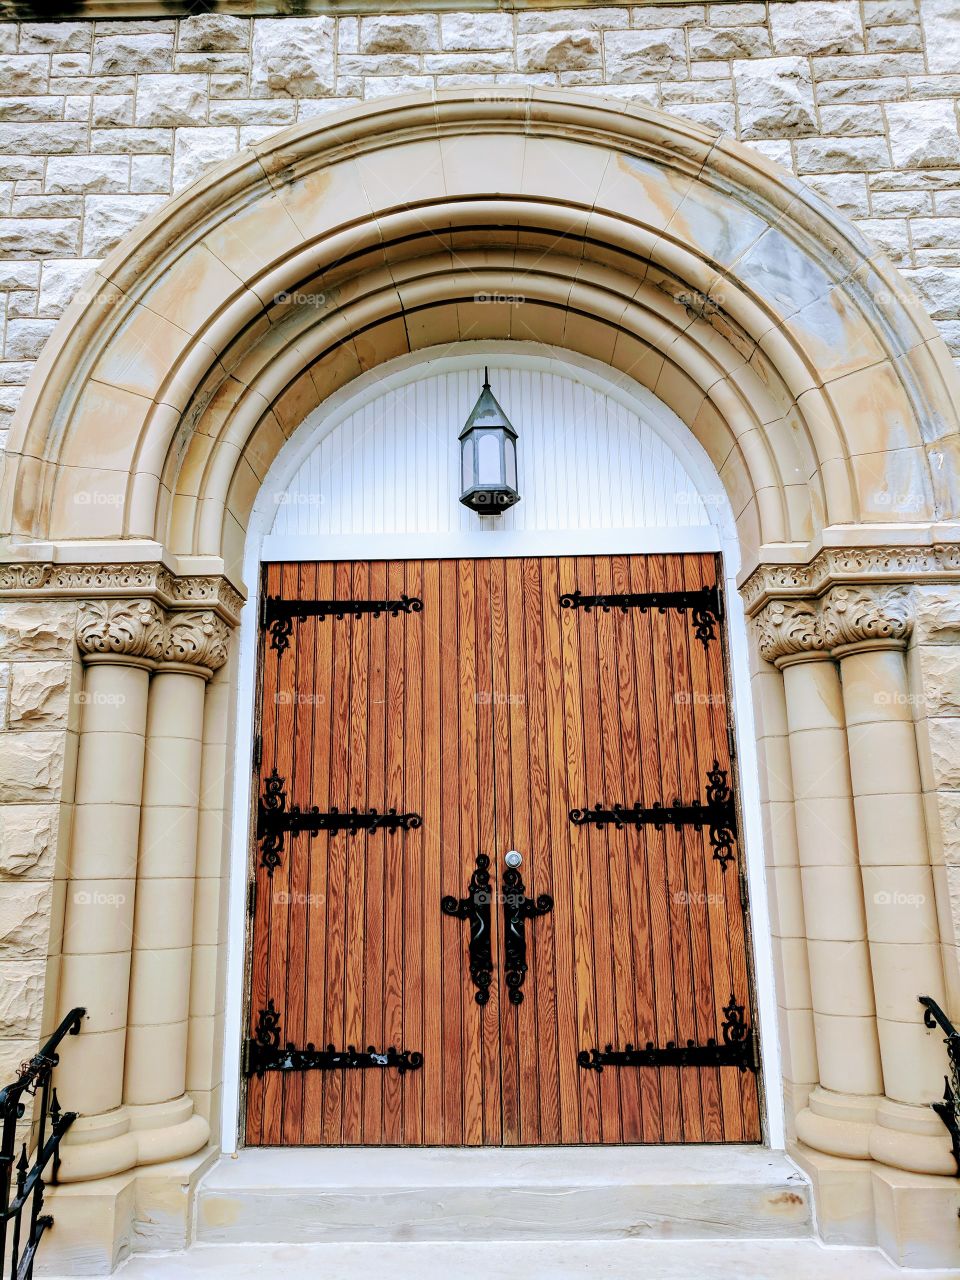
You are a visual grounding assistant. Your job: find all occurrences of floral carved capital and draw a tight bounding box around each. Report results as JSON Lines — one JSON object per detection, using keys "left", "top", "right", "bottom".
{"left": 76, "top": 599, "right": 165, "bottom": 662}
{"left": 163, "top": 610, "right": 230, "bottom": 673}
{"left": 753, "top": 600, "right": 825, "bottom": 665}
{"left": 820, "top": 586, "right": 912, "bottom": 649}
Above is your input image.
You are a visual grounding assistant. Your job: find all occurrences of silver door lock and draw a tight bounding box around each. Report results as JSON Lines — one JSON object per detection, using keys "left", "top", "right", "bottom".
{"left": 504, "top": 850, "right": 522, "bottom": 868}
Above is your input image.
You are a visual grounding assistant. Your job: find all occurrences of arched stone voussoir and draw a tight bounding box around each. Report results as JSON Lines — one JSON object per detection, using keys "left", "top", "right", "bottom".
{"left": 3, "top": 88, "right": 958, "bottom": 567}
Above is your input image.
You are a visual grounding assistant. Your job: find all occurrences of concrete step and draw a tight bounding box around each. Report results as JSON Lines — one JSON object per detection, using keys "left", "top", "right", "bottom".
{"left": 195, "top": 1147, "right": 814, "bottom": 1245}
{"left": 39, "top": 1239, "right": 951, "bottom": 1280}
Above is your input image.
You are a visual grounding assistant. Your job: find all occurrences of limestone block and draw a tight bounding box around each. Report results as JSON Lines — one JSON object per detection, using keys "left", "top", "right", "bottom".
{"left": 0, "top": 803, "right": 57, "bottom": 878}
{"left": 886, "top": 100, "right": 960, "bottom": 168}
{"left": 0, "top": 55, "right": 49, "bottom": 94}
{"left": 360, "top": 15, "right": 439, "bottom": 54}
{"left": 0, "top": 602, "right": 75, "bottom": 659}
{"left": 688, "top": 26, "right": 771, "bottom": 57}
{"left": 173, "top": 128, "right": 239, "bottom": 194}
{"left": 178, "top": 15, "right": 250, "bottom": 53}
{"left": 134, "top": 74, "right": 209, "bottom": 128}
{"left": 251, "top": 18, "right": 335, "bottom": 98}
{"left": 921, "top": 0, "right": 960, "bottom": 73}
{"left": 19, "top": 23, "right": 89, "bottom": 53}
{"left": 0, "top": 212, "right": 79, "bottom": 252}
{"left": 769, "top": 1, "right": 863, "bottom": 53}
{"left": 928, "top": 717, "right": 960, "bottom": 789}
{"left": 733, "top": 57, "right": 817, "bottom": 138}
{"left": 38, "top": 258, "right": 100, "bottom": 317}
{"left": 93, "top": 94, "right": 134, "bottom": 126}
{"left": 631, "top": 5, "right": 705, "bottom": 27}
{"left": 795, "top": 135, "right": 892, "bottom": 172}
{"left": 517, "top": 31, "right": 601, "bottom": 72}
{"left": 441, "top": 13, "right": 514, "bottom": 50}
{"left": 0, "top": 1037, "right": 34, "bottom": 1082}
{"left": 0, "top": 961, "right": 45, "bottom": 1036}
{"left": 914, "top": 645, "right": 960, "bottom": 715}
{"left": 4, "top": 320, "right": 56, "bottom": 361}
{"left": 603, "top": 29, "right": 686, "bottom": 81}
{"left": 0, "top": 882, "right": 51, "bottom": 959}
{"left": 81, "top": 194, "right": 166, "bottom": 256}
{"left": 0, "top": 732, "right": 65, "bottom": 803}
{"left": 90, "top": 127, "right": 172, "bottom": 155}
{"left": 931, "top": 790, "right": 960, "bottom": 868}
{"left": 0, "top": 123, "right": 88, "bottom": 155}
{"left": 7, "top": 660, "right": 71, "bottom": 729}
{"left": 92, "top": 35, "right": 174, "bottom": 76}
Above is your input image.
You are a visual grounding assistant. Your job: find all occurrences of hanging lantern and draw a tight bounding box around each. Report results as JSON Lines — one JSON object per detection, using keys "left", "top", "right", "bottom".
{"left": 458, "top": 368, "right": 520, "bottom": 515}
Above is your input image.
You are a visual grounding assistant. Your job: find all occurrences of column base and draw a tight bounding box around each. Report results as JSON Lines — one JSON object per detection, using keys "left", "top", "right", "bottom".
{"left": 790, "top": 1141, "right": 960, "bottom": 1268}
{"left": 38, "top": 1147, "right": 217, "bottom": 1277}
{"left": 794, "top": 1086, "right": 880, "bottom": 1159}
{"left": 57, "top": 1097, "right": 211, "bottom": 1183}
{"left": 869, "top": 1096, "right": 956, "bottom": 1176}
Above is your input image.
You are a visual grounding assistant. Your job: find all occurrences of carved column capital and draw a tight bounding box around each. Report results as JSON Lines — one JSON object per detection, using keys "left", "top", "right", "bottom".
{"left": 76, "top": 599, "right": 165, "bottom": 664}
{"left": 820, "top": 585, "right": 913, "bottom": 651}
{"left": 753, "top": 599, "right": 826, "bottom": 665}
{"left": 162, "top": 609, "right": 230, "bottom": 675}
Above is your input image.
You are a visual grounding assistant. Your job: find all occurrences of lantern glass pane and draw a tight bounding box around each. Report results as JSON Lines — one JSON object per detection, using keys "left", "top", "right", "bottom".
{"left": 505, "top": 436, "right": 517, "bottom": 489}
{"left": 476, "top": 431, "right": 502, "bottom": 484}
{"left": 461, "top": 434, "right": 474, "bottom": 491}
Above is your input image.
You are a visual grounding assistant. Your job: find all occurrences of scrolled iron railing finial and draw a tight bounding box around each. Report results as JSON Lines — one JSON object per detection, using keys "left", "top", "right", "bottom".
{"left": 0, "top": 1006, "right": 85, "bottom": 1280}
{"left": 919, "top": 995, "right": 960, "bottom": 1176}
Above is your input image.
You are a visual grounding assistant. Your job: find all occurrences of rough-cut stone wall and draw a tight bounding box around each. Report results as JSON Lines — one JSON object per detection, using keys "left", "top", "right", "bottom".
{"left": 1, "top": 2, "right": 960, "bottom": 453}
{"left": 0, "top": 600, "right": 78, "bottom": 1084}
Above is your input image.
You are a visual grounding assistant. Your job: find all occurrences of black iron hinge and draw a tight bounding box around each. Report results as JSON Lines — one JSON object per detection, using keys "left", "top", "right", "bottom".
{"left": 579, "top": 994, "right": 758, "bottom": 1074}
{"left": 247, "top": 880, "right": 256, "bottom": 918}
{"left": 257, "top": 769, "right": 422, "bottom": 875}
{"left": 261, "top": 594, "right": 423, "bottom": 656}
{"left": 253, "top": 733, "right": 262, "bottom": 770}
{"left": 244, "top": 1001, "right": 423, "bottom": 1079}
{"left": 560, "top": 583, "right": 723, "bottom": 648}
{"left": 570, "top": 761, "right": 738, "bottom": 870}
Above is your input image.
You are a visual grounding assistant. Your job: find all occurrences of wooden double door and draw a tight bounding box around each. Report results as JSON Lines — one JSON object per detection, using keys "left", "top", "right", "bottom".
{"left": 245, "top": 554, "right": 761, "bottom": 1147}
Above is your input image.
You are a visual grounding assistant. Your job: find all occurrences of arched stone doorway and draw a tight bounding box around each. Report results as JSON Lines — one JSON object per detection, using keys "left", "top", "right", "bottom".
{"left": 1, "top": 89, "right": 958, "bottom": 1268}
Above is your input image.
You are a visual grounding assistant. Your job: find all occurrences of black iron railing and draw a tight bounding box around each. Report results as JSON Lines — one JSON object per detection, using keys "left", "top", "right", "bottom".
{"left": 919, "top": 995, "right": 960, "bottom": 1176}
{"left": 1, "top": 1008, "right": 84, "bottom": 1280}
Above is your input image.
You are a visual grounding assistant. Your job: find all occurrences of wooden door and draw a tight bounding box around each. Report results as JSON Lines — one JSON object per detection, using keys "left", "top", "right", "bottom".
{"left": 245, "top": 554, "right": 762, "bottom": 1146}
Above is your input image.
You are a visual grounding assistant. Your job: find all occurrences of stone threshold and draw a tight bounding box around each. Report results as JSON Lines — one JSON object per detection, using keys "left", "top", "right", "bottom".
{"left": 195, "top": 1145, "right": 814, "bottom": 1244}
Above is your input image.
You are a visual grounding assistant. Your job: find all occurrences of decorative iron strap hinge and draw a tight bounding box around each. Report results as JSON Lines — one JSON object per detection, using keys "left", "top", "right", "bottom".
{"left": 578, "top": 995, "right": 758, "bottom": 1074}
{"left": 261, "top": 593, "right": 423, "bottom": 655}
{"left": 570, "top": 761, "right": 738, "bottom": 871}
{"left": 257, "top": 769, "right": 422, "bottom": 875}
{"left": 560, "top": 583, "right": 723, "bottom": 648}
{"left": 243, "top": 1000, "right": 423, "bottom": 1079}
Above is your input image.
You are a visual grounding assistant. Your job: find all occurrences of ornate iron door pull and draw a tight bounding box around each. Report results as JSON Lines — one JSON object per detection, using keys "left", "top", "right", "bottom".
{"left": 262, "top": 593, "right": 423, "bottom": 655}
{"left": 570, "top": 761, "right": 737, "bottom": 870}
{"left": 244, "top": 1001, "right": 423, "bottom": 1079}
{"left": 560, "top": 583, "right": 722, "bottom": 648}
{"left": 578, "top": 995, "right": 758, "bottom": 1074}
{"left": 256, "top": 769, "right": 422, "bottom": 874}
{"left": 441, "top": 854, "right": 494, "bottom": 1005}
{"left": 502, "top": 864, "right": 553, "bottom": 1005}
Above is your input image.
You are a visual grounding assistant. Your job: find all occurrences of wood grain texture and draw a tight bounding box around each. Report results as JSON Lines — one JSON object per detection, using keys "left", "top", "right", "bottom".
{"left": 245, "top": 554, "right": 760, "bottom": 1147}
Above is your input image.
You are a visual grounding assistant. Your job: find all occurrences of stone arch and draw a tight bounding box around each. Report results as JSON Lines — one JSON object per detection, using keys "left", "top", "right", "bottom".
{"left": 3, "top": 89, "right": 959, "bottom": 1271}
{"left": 3, "top": 89, "right": 958, "bottom": 583}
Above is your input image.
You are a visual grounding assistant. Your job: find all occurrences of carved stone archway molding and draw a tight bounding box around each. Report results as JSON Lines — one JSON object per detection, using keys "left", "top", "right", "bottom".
{"left": 741, "top": 543, "right": 960, "bottom": 617}
{"left": 0, "top": 561, "right": 244, "bottom": 626}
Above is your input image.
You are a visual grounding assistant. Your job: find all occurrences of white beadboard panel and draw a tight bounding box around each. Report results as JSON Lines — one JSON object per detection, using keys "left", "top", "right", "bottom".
{"left": 269, "top": 364, "right": 711, "bottom": 539}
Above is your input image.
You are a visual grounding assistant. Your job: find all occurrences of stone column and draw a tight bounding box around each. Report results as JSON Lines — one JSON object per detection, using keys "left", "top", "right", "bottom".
{"left": 122, "top": 611, "right": 228, "bottom": 1164}
{"left": 823, "top": 587, "right": 953, "bottom": 1176}
{"left": 755, "top": 601, "right": 883, "bottom": 1159}
{"left": 56, "top": 601, "right": 163, "bottom": 1181}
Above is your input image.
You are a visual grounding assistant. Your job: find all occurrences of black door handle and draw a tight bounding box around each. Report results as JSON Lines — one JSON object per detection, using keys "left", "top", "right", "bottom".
{"left": 441, "top": 854, "right": 493, "bottom": 1005}
{"left": 502, "top": 859, "right": 553, "bottom": 1005}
